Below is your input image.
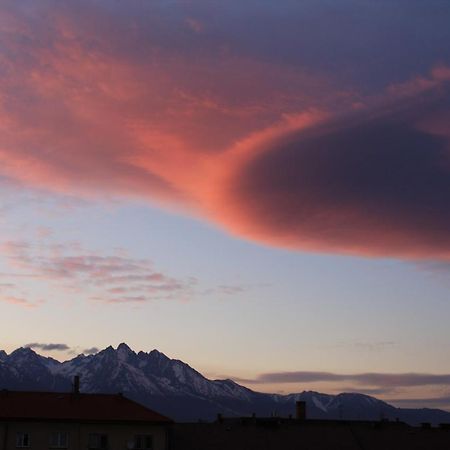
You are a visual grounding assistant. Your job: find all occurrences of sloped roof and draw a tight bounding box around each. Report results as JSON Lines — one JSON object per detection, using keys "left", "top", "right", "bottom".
{"left": 0, "top": 391, "right": 172, "bottom": 423}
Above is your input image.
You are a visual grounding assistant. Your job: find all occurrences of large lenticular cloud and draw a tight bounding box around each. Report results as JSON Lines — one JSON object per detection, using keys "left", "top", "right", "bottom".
{"left": 1, "top": 1, "right": 450, "bottom": 260}
{"left": 212, "top": 81, "right": 450, "bottom": 259}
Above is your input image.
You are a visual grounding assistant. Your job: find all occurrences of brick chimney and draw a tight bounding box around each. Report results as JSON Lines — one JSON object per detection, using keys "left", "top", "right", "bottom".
{"left": 73, "top": 375, "right": 80, "bottom": 394}
{"left": 295, "top": 401, "right": 306, "bottom": 420}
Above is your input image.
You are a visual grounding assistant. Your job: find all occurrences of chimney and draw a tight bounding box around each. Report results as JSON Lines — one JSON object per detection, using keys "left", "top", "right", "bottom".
{"left": 73, "top": 375, "right": 80, "bottom": 394}
{"left": 295, "top": 401, "right": 306, "bottom": 420}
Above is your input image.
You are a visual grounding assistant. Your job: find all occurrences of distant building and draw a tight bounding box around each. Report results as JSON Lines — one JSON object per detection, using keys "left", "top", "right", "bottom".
{"left": 172, "top": 415, "right": 450, "bottom": 450}
{"left": 0, "top": 387, "right": 172, "bottom": 450}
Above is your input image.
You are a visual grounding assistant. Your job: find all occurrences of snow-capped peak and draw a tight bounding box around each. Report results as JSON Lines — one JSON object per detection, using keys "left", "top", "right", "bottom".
{"left": 117, "top": 342, "right": 134, "bottom": 362}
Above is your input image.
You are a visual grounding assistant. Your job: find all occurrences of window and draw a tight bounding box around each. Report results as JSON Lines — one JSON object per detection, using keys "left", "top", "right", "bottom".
{"left": 133, "top": 435, "right": 153, "bottom": 450}
{"left": 88, "top": 433, "right": 108, "bottom": 449}
{"left": 16, "top": 432, "right": 30, "bottom": 448}
{"left": 49, "top": 432, "right": 68, "bottom": 448}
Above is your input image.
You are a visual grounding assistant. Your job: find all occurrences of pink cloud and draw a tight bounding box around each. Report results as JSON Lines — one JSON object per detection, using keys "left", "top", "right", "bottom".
{"left": 0, "top": 1, "right": 328, "bottom": 208}
{"left": 1, "top": 240, "right": 196, "bottom": 304}
{"left": 1, "top": 296, "right": 41, "bottom": 309}
{"left": 1, "top": 2, "right": 450, "bottom": 260}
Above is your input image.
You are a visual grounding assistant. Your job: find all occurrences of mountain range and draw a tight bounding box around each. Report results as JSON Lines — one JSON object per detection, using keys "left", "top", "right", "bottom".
{"left": 1, "top": 343, "right": 449, "bottom": 426}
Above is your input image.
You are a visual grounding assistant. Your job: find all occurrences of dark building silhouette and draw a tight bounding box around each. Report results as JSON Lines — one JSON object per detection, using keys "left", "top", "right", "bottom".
{"left": 2, "top": 382, "right": 450, "bottom": 450}
{"left": 171, "top": 417, "right": 450, "bottom": 450}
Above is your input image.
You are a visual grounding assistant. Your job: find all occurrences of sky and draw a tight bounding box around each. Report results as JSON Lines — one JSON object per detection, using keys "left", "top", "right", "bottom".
{"left": 1, "top": 0, "right": 450, "bottom": 409}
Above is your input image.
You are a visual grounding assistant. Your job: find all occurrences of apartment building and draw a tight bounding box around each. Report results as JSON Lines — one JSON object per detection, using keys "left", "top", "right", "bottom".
{"left": 0, "top": 389, "right": 172, "bottom": 450}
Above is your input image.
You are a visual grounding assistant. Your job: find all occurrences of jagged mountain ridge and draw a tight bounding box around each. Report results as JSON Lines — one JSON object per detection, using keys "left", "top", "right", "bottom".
{"left": 0, "top": 343, "right": 449, "bottom": 425}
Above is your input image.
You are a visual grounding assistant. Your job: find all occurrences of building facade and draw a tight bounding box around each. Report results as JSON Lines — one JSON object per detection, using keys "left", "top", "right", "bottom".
{"left": 0, "top": 390, "right": 172, "bottom": 450}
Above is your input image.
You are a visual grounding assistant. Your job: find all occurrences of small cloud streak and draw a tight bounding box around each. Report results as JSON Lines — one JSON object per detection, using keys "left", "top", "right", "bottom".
{"left": 1, "top": 296, "right": 39, "bottom": 309}
{"left": 82, "top": 347, "right": 99, "bottom": 355}
{"left": 0, "top": 278, "right": 42, "bottom": 308}
{"left": 240, "top": 371, "right": 450, "bottom": 388}
{"left": 390, "top": 396, "right": 450, "bottom": 409}
{"left": 25, "top": 342, "right": 70, "bottom": 351}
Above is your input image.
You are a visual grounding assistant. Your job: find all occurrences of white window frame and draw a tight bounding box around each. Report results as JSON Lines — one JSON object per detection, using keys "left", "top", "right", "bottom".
{"left": 88, "top": 433, "right": 108, "bottom": 449}
{"left": 133, "top": 434, "right": 153, "bottom": 450}
{"left": 16, "top": 432, "right": 30, "bottom": 448}
{"left": 49, "top": 431, "right": 69, "bottom": 449}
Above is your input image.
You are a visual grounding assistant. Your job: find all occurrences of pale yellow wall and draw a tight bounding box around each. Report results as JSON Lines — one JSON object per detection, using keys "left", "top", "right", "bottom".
{"left": 0, "top": 421, "right": 168, "bottom": 450}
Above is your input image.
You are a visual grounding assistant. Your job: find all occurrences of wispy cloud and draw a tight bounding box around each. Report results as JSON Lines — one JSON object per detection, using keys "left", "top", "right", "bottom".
{"left": 25, "top": 342, "right": 70, "bottom": 351}
{"left": 0, "top": 238, "right": 250, "bottom": 305}
{"left": 238, "top": 371, "right": 450, "bottom": 388}
{"left": 82, "top": 347, "right": 99, "bottom": 355}
{"left": 0, "top": 296, "right": 40, "bottom": 309}
{"left": 22, "top": 343, "right": 99, "bottom": 356}
{"left": 1, "top": 239, "right": 197, "bottom": 304}
{"left": 0, "top": 278, "right": 42, "bottom": 308}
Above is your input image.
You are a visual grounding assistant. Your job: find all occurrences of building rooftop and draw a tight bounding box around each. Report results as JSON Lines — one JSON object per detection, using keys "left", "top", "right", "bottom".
{"left": 0, "top": 390, "right": 172, "bottom": 424}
